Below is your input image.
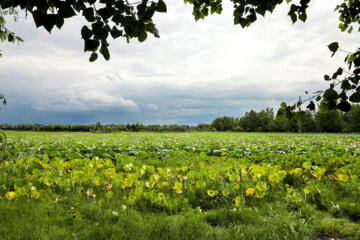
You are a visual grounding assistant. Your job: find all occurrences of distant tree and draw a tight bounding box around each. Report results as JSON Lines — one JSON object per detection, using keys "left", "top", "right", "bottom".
{"left": 342, "top": 104, "right": 360, "bottom": 132}
{"left": 300, "top": 111, "right": 317, "bottom": 132}
{"left": 95, "top": 121, "right": 102, "bottom": 131}
{"left": 315, "top": 110, "right": 344, "bottom": 133}
{"left": 240, "top": 110, "right": 259, "bottom": 132}
{"left": 211, "top": 116, "right": 237, "bottom": 131}
{"left": 257, "top": 108, "right": 274, "bottom": 132}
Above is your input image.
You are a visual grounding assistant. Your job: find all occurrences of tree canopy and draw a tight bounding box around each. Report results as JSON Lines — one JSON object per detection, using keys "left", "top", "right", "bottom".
{"left": 0, "top": 0, "right": 359, "bottom": 115}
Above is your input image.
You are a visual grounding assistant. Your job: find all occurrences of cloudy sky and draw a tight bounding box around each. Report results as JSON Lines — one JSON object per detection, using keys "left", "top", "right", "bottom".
{"left": 0, "top": 1, "right": 358, "bottom": 125}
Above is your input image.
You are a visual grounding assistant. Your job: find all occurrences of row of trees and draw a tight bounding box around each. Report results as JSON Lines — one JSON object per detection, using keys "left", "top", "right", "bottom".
{"left": 0, "top": 122, "right": 209, "bottom": 132}
{"left": 0, "top": 105, "right": 359, "bottom": 133}
{"left": 211, "top": 105, "right": 360, "bottom": 133}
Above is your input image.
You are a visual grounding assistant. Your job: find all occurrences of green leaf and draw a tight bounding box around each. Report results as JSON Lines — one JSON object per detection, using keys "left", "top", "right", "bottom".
{"left": 276, "top": 112, "right": 287, "bottom": 122}
{"left": 56, "top": 15, "right": 65, "bottom": 28}
{"left": 146, "top": 23, "right": 160, "bottom": 38}
{"left": 83, "top": 8, "right": 95, "bottom": 22}
{"left": 332, "top": 67, "right": 343, "bottom": 79}
{"left": 156, "top": 0, "right": 167, "bottom": 13}
{"left": 58, "top": 2, "right": 76, "bottom": 18}
{"left": 289, "top": 13, "right": 297, "bottom": 23}
{"left": 349, "top": 92, "right": 360, "bottom": 103}
{"left": 33, "top": 10, "right": 44, "bottom": 28}
{"left": 15, "top": 36, "right": 24, "bottom": 42}
{"left": 98, "top": 7, "right": 112, "bottom": 21}
{"left": 294, "top": 111, "right": 306, "bottom": 121}
{"left": 319, "top": 102, "right": 329, "bottom": 113}
{"left": 110, "top": 26, "right": 122, "bottom": 39}
{"left": 84, "top": 39, "right": 100, "bottom": 52}
{"left": 306, "top": 101, "right": 315, "bottom": 111}
{"left": 81, "top": 26, "right": 93, "bottom": 40}
{"left": 337, "top": 101, "right": 351, "bottom": 112}
{"left": 298, "top": 13, "right": 307, "bottom": 22}
{"left": 341, "top": 80, "right": 352, "bottom": 90}
{"left": 100, "top": 45, "right": 110, "bottom": 60}
{"left": 324, "top": 75, "right": 331, "bottom": 81}
{"left": 43, "top": 14, "right": 57, "bottom": 33}
{"left": 328, "top": 42, "right": 339, "bottom": 57}
{"left": 328, "top": 42, "right": 339, "bottom": 52}
{"left": 7, "top": 33, "right": 14, "bottom": 42}
{"left": 89, "top": 52, "right": 98, "bottom": 62}
{"left": 256, "top": 181, "right": 268, "bottom": 192}
{"left": 138, "top": 31, "right": 148, "bottom": 42}
{"left": 323, "top": 88, "right": 338, "bottom": 101}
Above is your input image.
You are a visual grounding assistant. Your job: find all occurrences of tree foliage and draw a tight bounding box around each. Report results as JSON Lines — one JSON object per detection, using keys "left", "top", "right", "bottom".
{"left": 0, "top": 7, "right": 23, "bottom": 56}
{"left": 0, "top": 7, "right": 23, "bottom": 107}
{"left": 210, "top": 106, "right": 358, "bottom": 133}
{"left": 0, "top": 92, "right": 6, "bottom": 108}
{"left": 0, "top": 0, "right": 359, "bottom": 114}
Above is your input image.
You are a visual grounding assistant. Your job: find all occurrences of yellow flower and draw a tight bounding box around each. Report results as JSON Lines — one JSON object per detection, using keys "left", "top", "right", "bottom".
{"left": 105, "top": 183, "right": 113, "bottom": 191}
{"left": 245, "top": 188, "right": 254, "bottom": 197}
{"left": 5, "top": 191, "right": 16, "bottom": 201}
{"left": 207, "top": 190, "right": 218, "bottom": 197}
{"left": 158, "top": 193, "right": 165, "bottom": 200}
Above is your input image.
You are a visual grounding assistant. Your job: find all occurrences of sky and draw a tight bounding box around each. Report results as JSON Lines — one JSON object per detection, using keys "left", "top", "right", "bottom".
{"left": 0, "top": 1, "right": 358, "bottom": 125}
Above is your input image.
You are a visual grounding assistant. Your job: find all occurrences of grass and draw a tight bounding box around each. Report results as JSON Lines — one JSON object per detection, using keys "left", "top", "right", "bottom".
{"left": 0, "top": 132, "right": 359, "bottom": 239}
{"left": 0, "top": 191, "right": 359, "bottom": 240}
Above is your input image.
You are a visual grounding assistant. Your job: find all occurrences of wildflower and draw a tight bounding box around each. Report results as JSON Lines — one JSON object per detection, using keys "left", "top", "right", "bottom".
{"left": 245, "top": 188, "right": 254, "bottom": 197}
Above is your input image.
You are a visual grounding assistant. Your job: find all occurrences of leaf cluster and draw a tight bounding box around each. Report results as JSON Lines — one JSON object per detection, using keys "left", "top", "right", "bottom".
{"left": 0, "top": 0, "right": 166, "bottom": 61}
{"left": 0, "top": 8, "right": 23, "bottom": 57}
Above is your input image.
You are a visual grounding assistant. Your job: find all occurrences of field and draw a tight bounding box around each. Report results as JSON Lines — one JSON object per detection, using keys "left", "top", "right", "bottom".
{"left": 0, "top": 131, "right": 359, "bottom": 240}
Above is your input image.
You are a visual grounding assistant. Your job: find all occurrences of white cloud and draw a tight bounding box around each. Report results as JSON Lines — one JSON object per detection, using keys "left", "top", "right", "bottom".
{"left": 147, "top": 103, "right": 158, "bottom": 111}
{"left": 31, "top": 90, "right": 139, "bottom": 112}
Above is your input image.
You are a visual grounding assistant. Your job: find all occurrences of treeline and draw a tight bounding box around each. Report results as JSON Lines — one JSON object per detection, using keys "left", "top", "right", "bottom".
{"left": 0, "top": 122, "right": 209, "bottom": 132}
{"left": 211, "top": 105, "right": 360, "bottom": 133}
{"left": 1, "top": 105, "right": 359, "bottom": 133}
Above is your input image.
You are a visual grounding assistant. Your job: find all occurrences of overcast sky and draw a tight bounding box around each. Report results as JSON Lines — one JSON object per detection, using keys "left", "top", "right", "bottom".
{"left": 0, "top": 1, "right": 358, "bottom": 125}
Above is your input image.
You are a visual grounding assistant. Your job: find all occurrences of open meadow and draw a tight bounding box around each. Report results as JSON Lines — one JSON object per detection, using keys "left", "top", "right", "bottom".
{"left": 0, "top": 131, "right": 359, "bottom": 239}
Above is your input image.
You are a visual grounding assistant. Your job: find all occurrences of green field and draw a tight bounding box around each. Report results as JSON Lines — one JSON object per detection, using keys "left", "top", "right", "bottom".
{"left": 0, "top": 132, "right": 359, "bottom": 239}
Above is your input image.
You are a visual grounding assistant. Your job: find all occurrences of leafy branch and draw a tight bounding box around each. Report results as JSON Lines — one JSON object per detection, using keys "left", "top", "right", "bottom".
{"left": 277, "top": 42, "right": 360, "bottom": 123}
{"left": 0, "top": 92, "right": 6, "bottom": 109}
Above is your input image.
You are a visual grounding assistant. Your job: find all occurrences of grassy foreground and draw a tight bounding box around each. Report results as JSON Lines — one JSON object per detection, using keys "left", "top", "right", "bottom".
{"left": 0, "top": 132, "right": 359, "bottom": 239}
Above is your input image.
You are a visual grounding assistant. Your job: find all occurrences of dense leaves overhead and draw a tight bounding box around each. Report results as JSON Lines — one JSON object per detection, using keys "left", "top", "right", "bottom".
{"left": 0, "top": 0, "right": 312, "bottom": 61}
{"left": 0, "top": 0, "right": 166, "bottom": 61}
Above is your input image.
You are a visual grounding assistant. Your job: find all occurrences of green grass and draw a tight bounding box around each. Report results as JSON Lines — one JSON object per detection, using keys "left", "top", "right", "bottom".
{"left": 1, "top": 190, "right": 359, "bottom": 239}
{"left": 0, "top": 131, "right": 359, "bottom": 239}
